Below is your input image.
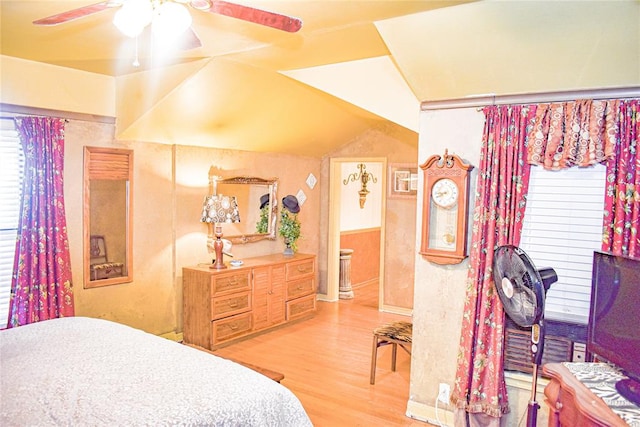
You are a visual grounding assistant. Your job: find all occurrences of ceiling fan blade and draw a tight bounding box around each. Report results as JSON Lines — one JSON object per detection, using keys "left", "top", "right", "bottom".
{"left": 202, "top": 1, "right": 302, "bottom": 33}
{"left": 33, "top": 1, "right": 117, "bottom": 26}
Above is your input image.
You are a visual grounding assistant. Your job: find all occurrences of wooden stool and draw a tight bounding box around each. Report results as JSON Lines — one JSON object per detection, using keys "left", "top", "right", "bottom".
{"left": 370, "top": 320, "right": 412, "bottom": 384}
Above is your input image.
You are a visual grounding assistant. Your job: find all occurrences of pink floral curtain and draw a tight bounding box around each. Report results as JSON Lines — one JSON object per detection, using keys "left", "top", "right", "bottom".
{"left": 8, "top": 116, "right": 74, "bottom": 328}
{"left": 451, "top": 105, "right": 536, "bottom": 423}
{"left": 602, "top": 99, "right": 639, "bottom": 259}
{"left": 526, "top": 98, "right": 639, "bottom": 259}
{"left": 452, "top": 97, "right": 638, "bottom": 423}
{"left": 527, "top": 99, "right": 619, "bottom": 170}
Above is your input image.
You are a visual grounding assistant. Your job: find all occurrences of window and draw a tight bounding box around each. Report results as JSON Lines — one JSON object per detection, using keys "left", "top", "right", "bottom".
{"left": 0, "top": 119, "right": 23, "bottom": 329}
{"left": 519, "top": 164, "right": 607, "bottom": 325}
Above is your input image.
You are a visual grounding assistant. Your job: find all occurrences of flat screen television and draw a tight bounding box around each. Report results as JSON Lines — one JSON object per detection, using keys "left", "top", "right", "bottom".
{"left": 587, "top": 251, "right": 640, "bottom": 406}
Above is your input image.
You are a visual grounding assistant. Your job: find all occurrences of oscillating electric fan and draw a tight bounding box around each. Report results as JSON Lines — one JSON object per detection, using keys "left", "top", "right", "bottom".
{"left": 493, "top": 245, "right": 558, "bottom": 427}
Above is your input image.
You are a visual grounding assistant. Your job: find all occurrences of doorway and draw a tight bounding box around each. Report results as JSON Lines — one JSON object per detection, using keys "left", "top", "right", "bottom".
{"left": 326, "top": 157, "right": 386, "bottom": 308}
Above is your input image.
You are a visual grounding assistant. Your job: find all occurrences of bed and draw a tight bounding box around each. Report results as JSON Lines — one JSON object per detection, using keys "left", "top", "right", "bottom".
{"left": 0, "top": 316, "right": 312, "bottom": 426}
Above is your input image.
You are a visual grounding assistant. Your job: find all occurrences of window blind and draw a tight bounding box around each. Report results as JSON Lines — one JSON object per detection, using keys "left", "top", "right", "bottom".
{"left": 0, "top": 119, "right": 23, "bottom": 328}
{"left": 519, "top": 164, "right": 606, "bottom": 325}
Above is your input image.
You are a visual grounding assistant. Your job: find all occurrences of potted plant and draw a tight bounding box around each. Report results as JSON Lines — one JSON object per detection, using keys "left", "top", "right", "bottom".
{"left": 256, "top": 205, "right": 270, "bottom": 234}
{"left": 279, "top": 195, "right": 301, "bottom": 256}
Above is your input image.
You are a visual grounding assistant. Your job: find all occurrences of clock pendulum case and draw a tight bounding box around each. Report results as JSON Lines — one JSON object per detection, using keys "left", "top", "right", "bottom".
{"left": 419, "top": 149, "right": 473, "bottom": 265}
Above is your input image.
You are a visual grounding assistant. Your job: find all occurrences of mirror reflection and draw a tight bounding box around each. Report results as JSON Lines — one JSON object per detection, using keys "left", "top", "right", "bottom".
{"left": 89, "top": 180, "right": 127, "bottom": 280}
{"left": 214, "top": 176, "right": 278, "bottom": 244}
{"left": 83, "top": 147, "right": 133, "bottom": 288}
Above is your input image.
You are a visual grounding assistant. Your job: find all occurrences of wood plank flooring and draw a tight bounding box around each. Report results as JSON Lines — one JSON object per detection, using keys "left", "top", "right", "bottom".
{"left": 214, "top": 284, "right": 433, "bottom": 426}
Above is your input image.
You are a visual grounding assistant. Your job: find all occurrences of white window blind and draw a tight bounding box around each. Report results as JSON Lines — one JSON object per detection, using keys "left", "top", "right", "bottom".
{"left": 0, "top": 119, "right": 23, "bottom": 329}
{"left": 519, "top": 164, "right": 606, "bottom": 325}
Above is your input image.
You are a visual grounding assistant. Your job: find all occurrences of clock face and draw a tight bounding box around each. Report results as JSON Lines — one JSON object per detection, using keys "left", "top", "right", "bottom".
{"left": 431, "top": 178, "right": 459, "bottom": 208}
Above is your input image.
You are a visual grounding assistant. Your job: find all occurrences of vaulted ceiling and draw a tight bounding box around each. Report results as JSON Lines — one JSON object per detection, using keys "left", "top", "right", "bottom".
{"left": 1, "top": 1, "right": 638, "bottom": 157}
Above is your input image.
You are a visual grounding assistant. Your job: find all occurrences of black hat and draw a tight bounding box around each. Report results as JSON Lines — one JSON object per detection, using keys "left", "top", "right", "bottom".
{"left": 259, "top": 194, "right": 270, "bottom": 209}
{"left": 282, "top": 195, "right": 300, "bottom": 213}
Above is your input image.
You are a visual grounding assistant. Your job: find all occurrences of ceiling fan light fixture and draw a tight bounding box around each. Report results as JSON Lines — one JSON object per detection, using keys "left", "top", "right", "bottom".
{"left": 188, "top": 0, "right": 212, "bottom": 10}
{"left": 152, "top": 2, "right": 192, "bottom": 39}
{"left": 113, "top": 0, "right": 153, "bottom": 38}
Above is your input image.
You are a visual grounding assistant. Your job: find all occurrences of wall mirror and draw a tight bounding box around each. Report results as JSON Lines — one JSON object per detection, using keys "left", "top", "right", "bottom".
{"left": 213, "top": 176, "right": 278, "bottom": 244}
{"left": 83, "top": 146, "right": 133, "bottom": 288}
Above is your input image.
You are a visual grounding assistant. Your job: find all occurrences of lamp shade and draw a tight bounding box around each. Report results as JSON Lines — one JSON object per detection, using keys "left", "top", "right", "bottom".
{"left": 201, "top": 195, "right": 241, "bottom": 224}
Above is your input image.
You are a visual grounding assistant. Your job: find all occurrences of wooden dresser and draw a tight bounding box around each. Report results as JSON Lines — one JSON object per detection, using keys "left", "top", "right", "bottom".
{"left": 543, "top": 363, "right": 631, "bottom": 427}
{"left": 183, "top": 253, "right": 316, "bottom": 350}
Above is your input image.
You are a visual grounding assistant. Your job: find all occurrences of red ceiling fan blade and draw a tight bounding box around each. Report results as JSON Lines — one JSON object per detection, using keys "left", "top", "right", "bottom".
{"left": 202, "top": 1, "right": 302, "bottom": 33}
{"left": 33, "top": 2, "right": 116, "bottom": 26}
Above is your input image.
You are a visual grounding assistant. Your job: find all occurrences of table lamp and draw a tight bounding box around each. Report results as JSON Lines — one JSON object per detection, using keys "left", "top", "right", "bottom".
{"left": 201, "top": 194, "right": 240, "bottom": 269}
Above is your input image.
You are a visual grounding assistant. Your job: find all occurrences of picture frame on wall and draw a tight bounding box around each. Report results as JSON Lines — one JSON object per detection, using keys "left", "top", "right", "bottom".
{"left": 388, "top": 163, "right": 418, "bottom": 199}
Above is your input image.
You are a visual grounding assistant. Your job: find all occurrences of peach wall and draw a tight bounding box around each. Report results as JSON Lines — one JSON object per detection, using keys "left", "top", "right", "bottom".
{"left": 409, "top": 108, "right": 482, "bottom": 422}
{"left": 0, "top": 55, "right": 115, "bottom": 117}
{"left": 62, "top": 119, "right": 321, "bottom": 337}
{"left": 408, "top": 108, "right": 550, "bottom": 426}
{"left": 339, "top": 229, "right": 381, "bottom": 287}
{"left": 321, "top": 129, "right": 418, "bottom": 310}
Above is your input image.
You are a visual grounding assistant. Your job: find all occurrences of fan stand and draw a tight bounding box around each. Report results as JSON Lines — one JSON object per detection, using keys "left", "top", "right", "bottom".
{"left": 492, "top": 245, "right": 559, "bottom": 427}
{"left": 525, "top": 321, "right": 545, "bottom": 427}
{"left": 527, "top": 362, "right": 541, "bottom": 427}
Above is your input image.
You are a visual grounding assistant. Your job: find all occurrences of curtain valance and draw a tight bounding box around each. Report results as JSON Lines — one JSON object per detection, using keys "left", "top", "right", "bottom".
{"left": 527, "top": 99, "right": 619, "bottom": 170}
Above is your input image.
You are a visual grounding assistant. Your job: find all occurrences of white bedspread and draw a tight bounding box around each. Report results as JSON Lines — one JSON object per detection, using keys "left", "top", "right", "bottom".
{"left": 0, "top": 317, "right": 312, "bottom": 426}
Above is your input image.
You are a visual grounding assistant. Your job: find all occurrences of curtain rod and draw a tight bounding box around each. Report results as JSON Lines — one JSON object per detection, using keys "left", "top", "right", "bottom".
{"left": 421, "top": 86, "right": 640, "bottom": 111}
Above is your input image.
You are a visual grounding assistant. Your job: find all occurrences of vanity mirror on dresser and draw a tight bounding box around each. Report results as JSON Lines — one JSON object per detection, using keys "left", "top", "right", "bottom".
{"left": 212, "top": 176, "right": 278, "bottom": 244}
{"left": 183, "top": 253, "right": 316, "bottom": 350}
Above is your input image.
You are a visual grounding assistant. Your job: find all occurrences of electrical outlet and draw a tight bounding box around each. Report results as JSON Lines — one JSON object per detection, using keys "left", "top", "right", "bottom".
{"left": 438, "top": 383, "right": 450, "bottom": 404}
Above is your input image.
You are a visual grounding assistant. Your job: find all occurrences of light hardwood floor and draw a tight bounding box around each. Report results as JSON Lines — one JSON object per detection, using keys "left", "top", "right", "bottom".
{"left": 214, "top": 284, "right": 434, "bottom": 426}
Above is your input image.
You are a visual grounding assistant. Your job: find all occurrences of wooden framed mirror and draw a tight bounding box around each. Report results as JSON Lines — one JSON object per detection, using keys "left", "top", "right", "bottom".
{"left": 83, "top": 147, "right": 133, "bottom": 288}
{"left": 213, "top": 176, "right": 278, "bottom": 244}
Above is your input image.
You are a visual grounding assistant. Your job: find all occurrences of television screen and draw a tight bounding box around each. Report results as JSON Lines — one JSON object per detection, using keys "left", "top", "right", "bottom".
{"left": 588, "top": 251, "right": 640, "bottom": 405}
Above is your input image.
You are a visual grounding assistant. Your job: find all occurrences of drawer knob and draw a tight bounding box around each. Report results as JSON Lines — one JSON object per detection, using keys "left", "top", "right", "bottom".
{"left": 228, "top": 301, "right": 238, "bottom": 308}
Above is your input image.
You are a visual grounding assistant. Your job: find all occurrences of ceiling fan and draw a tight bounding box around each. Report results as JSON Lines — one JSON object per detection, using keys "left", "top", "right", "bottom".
{"left": 33, "top": 0, "right": 302, "bottom": 49}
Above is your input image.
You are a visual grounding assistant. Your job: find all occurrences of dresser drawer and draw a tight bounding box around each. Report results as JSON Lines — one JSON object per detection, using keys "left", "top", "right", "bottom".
{"left": 211, "top": 291, "right": 251, "bottom": 320}
{"left": 212, "top": 312, "right": 252, "bottom": 344}
{"left": 211, "top": 271, "right": 250, "bottom": 296}
{"left": 286, "top": 277, "right": 315, "bottom": 300}
{"left": 285, "top": 258, "right": 315, "bottom": 281}
{"left": 286, "top": 294, "right": 316, "bottom": 321}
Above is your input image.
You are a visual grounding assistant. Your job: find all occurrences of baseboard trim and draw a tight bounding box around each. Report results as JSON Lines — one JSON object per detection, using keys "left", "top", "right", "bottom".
{"left": 160, "top": 331, "right": 183, "bottom": 342}
{"left": 316, "top": 293, "right": 335, "bottom": 302}
{"left": 406, "top": 400, "right": 454, "bottom": 427}
{"left": 314, "top": 295, "right": 413, "bottom": 316}
{"left": 380, "top": 304, "right": 413, "bottom": 316}
{"left": 352, "top": 278, "right": 378, "bottom": 289}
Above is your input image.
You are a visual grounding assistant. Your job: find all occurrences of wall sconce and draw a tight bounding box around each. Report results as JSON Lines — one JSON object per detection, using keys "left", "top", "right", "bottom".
{"left": 200, "top": 194, "right": 240, "bottom": 269}
{"left": 343, "top": 163, "right": 377, "bottom": 209}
